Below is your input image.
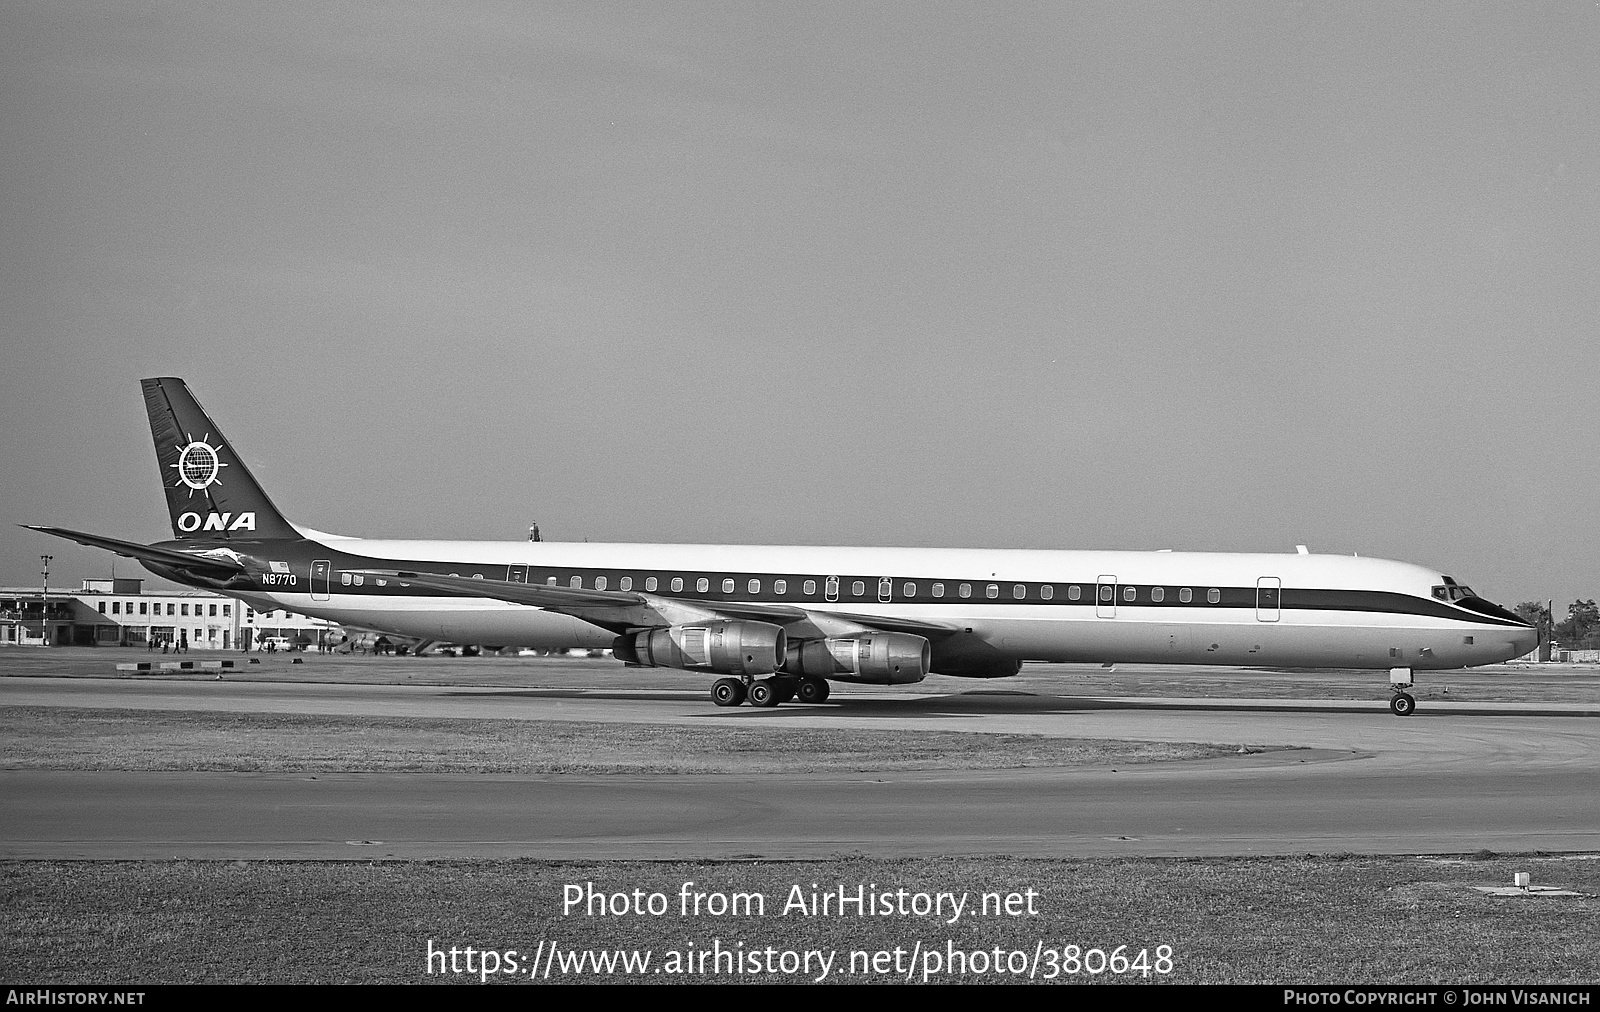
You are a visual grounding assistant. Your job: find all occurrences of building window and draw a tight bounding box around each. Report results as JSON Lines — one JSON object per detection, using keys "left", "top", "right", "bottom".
{"left": 222, "top": 605, "right": 230, "bottom": 616}
{"left": 1041, "top": 585, "right": 1054, "bottom": 600}
{"left": 1207, "top": 588, "right": 1220, "bottom": 604}
{"left": 181, "top": 604, "right": 189, "bottom": 616}
{"left": 1151, "top": 587, "right": 1164, "bottom": 603}
{"left": 1179, "top": 588, "right": 1192, "bottom": 603}
{"left": 209, "top": 604, "right": 218, "bottom": 616}
{"left": 1068, "top": 585, "right": 1081, "bottom": 601}
{"left": 697, "top": 578, "right": 709, "bottom": 593}
{"left": 139, "top": 602, "right": 148, "bottom": 615}
{"left": 168, "top": 603, "right": 176, "bottom": 615}
{"left": 112, "top": 601, "right": 120, "bottom": 614}
{"left": 98, "top": 602, "right": 106, "bottom": 614}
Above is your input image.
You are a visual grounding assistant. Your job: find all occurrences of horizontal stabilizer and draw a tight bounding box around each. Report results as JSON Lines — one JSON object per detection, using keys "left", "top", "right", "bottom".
{"left": 23, "top": 525, "right": 247, "bottom": 579}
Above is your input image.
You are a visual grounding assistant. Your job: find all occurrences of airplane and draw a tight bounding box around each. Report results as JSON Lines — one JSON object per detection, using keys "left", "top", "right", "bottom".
{"left": 27, "top": 377, "right": 1538, "bottom": 716}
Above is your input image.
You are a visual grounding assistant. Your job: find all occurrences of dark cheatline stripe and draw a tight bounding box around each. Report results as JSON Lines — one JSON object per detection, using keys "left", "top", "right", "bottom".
{"left": 240, "top": 541, "right": 1530, "bottom": 630}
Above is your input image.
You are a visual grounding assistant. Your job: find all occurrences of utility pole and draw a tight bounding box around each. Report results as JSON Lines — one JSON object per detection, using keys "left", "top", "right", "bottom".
{"left": 40, "top": 555, "right": 52, "bottom": 646}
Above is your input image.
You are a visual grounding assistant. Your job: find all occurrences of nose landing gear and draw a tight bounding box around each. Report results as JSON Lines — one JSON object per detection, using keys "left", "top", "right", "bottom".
{"left": 1388, "top": 667, "right": 1416, "bottom": 717}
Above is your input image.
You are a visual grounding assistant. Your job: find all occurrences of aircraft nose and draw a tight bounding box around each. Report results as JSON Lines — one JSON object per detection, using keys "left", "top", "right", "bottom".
{"left": 1510, "top": 626, "right": 1539, "bottom": 658}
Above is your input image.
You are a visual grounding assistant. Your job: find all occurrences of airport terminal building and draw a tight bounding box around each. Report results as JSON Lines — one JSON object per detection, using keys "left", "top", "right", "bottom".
{"left": 0, "top": 579, "right": 339, "bottom": 650}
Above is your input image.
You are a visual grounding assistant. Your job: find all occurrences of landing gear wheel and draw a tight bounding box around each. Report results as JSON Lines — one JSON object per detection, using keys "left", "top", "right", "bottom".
{"left": 796, "top": 677, "right": 831, "bottom": 704}
{"left": 748, "top": 678, "right": 781, "bottom": 708}
{"left": 1390, "top": 692, "right": 1416, "bottom": 717}
{"left": 711, "top": 678, "right": 747, "bottom": 707}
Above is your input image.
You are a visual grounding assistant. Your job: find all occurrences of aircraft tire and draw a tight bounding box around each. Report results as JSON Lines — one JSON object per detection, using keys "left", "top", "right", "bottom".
{"left": 711, "top": 678, "right": 747, "bottom": 707}
{"left": 1390, "top": 692, "right": 1416, "bottom": 717}
{"left": 748, "top": 678, "right": 781, "bottom": 708}
{"left": 796, "top": 677, "right": 831, "bottom": 704}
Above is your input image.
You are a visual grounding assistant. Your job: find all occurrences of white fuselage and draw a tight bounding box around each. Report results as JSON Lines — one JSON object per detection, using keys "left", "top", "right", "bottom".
{"left": 235, "top": 538, "right": 1536, "bottom": 671}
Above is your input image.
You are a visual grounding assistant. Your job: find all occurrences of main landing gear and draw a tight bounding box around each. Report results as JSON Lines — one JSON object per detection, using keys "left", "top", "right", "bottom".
{"left": 1388, "top": 666, "right": 1416, "bottom": 717}
{"left": 709, "top": 675, "right": 830, "bottom": 707}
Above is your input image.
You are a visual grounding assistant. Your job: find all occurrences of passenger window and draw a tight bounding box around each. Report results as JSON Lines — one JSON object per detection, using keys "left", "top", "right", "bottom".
{"left": 775, "top": 580, "right": 786, "bottom": 595}
{"left": 570, "top": 576, "right": 582, "bottom": 588}
{"left": 748, "top": 579, "right": 760, "bottom": 594}
{"left": 1207, "top": 588, "right": 1220, "bottom": 604}
{"left": 353, "top": 575, "right": 364, "bottom": 586}
{"left": 698, "top": 578, "right": 710, "bottom": 593}
{"left": 1098, "top": 586, "right": 1112, "bottom": 603}
{"left": 986, "top": 584, "right": 999, "bottom": 599}
{"left": 620, "top": 577, "right": 632, "bottom": 591}
{"left": 959, "top": 583, "right": 972, "bottom": 599}
{"left": 671, "top": 577, "right": 683, "bottom": 593}
{"left": 644, "top": 577, "right": 656, "bottom": 591}
{"left": 595, "top": 576, "right": 607, "bottom": 591}
{"left": 1123, "top": 586, "right": 1136, "bottom": 601}
{"left": 825, "top": 577, "right": 839, "bottom": 601}
{"left": 1068, "top": 585, "right": 1081, "bottom": 601}
{"left": 804, "top": 580, "right": 816, "bottom": 595}
{"left": 852, "top": 580, "right": 865, "bottom": 596}
{"left": 340, "top": 573, "right": 352, "bottom": 586}
{"left": 722, "top": 578, "right": 734, "bottom": 593}
{"left": 546, "top": 576, "right": 557, "bottom": 585}
{"left": 1013, "top": 584, "right": 1025, "bottom": 599}
{"left": 1151, "top": 587, "right": 1164, "bottom": 602}
{"left": 903, "top": 582, "right": 916, "bottom": 597}
{"left": 1041, "top": 585, "right": 1053, "bottom": 600}
{"left": 932, "top": 583, "right": 944, "bottom": 598}
{"left": 1179, "top": 587, "right": 1192, "bottom": 603}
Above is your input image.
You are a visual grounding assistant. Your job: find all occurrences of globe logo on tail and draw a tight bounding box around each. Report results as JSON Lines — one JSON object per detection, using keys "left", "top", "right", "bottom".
{"left": 171, "top": 435, "right": 228, "bottom": 494}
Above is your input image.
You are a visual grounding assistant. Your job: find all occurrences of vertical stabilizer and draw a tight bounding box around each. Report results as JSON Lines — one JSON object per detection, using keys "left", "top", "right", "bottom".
{"left": 141, "top": 377, "right": 300, "bottom": 541}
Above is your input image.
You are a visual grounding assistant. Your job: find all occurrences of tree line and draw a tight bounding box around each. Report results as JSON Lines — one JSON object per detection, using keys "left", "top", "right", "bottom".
{"left": 1513, "top": 599, "right": 1600, "bottom": 650}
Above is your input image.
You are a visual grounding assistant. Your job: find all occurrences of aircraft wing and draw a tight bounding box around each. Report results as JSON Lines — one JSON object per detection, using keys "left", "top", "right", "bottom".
{"left": 351, "top": 568, "right": 959, "bottom": 639}
{"left": 23, "top": 525, "right": 246, "bottom": 581}
{"left": 353, "top": 569, "right": 642, "bottom": 609}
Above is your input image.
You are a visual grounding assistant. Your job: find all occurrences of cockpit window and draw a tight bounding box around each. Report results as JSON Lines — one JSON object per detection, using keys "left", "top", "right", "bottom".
{"left": 1435, "top": 583, "right": 1477, "bottom": 602}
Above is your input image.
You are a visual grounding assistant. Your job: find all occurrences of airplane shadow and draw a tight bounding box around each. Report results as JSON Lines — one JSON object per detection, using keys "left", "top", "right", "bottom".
{"left": 442, "top": 688, "right": 1595, "bottom": 718}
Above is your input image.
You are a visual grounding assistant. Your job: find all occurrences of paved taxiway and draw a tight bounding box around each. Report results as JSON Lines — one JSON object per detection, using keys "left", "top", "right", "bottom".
{"left": 4, "top": 674, "right": 1598, "bottom": 859}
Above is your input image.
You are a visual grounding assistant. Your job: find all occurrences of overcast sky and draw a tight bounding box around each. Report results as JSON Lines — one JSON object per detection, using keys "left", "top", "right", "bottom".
{"left": 1, "top": 2, "right": 1595, "bottom": 610}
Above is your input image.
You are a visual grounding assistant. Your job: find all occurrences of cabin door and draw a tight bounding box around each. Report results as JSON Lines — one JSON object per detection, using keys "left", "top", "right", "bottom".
{"left": 1096, "top": 575, "right": 1117, "bottom": 618}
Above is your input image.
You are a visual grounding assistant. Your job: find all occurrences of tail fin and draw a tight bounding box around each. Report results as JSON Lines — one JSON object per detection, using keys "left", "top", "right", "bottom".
{"left": 142, "top": 377, "right": 300, "bottom": 541}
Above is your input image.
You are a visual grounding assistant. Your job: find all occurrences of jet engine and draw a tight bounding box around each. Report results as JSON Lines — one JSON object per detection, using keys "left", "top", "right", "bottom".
{"left": 784, "top": 632, "right": 930, "bottom": 685}
{"left": 613, "top": 621, "right": 786, "bottom": 676}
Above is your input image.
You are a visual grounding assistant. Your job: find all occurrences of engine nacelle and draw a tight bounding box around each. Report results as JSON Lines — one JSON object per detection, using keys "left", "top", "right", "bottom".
{"left": 613, "top": 621, "right": 786, "bottom": 676}
{"left": 784, "top": 632, "right": 930, "bottom": 685}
